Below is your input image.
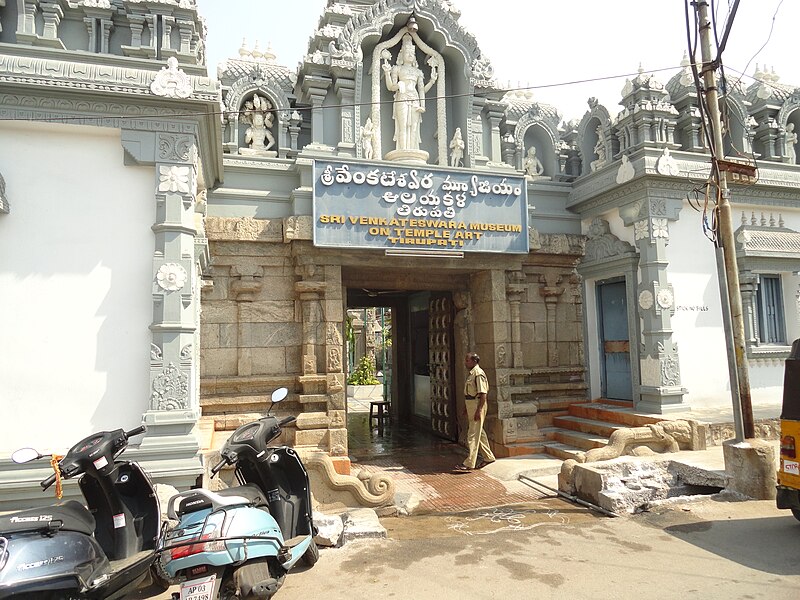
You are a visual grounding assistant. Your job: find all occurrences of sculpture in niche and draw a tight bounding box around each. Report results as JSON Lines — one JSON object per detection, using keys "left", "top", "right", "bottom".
{"left": 785, "top": 122, "right": 797, "bottom": 163}
{"left": 381, "top": 34, "right": 438, "bottom": 161}
{"left": 360, "top": 117, "right": 376, "bottom": 160}
{"left": 523, "top": 146, "right": 544, "bottom": 178}
{"left": 240, "top": 94, "right": 276, "bottom": 156}
{"left": 449, "top": 128, "right": 464, "bottom": 167}
{"left": 591, "top": 125, "right": 608, "bottom": 172}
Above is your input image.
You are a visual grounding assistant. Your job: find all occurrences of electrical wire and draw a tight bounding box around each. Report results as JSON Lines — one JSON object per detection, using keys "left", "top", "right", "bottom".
{"left": 0, "top": 64, "right": 685, "bottom": 125}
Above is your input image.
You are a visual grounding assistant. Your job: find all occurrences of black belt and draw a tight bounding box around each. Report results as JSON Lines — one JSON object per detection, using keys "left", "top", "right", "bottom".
{"left": 465, "top": 395, "right": 476, "bottom": 399}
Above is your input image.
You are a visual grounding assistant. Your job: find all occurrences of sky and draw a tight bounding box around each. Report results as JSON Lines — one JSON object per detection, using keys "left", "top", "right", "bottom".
{"left": 195, "top": 0, "right": 798, "bottom": 122}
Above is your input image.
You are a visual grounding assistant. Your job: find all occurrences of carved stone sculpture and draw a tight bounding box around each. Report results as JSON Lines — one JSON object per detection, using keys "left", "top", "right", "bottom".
{"left": 381, "top": 33, "right": 437, "bottom": 162}
{"left": 523, "top": 146, "right": 544, "bottom": 177}
{"left": 449, "top": 127, "right": 464, "bottom": 167}
{"left": 240, "top": 94, "right": 276, "bottom": 156}
{"left": 558, "top": 419, "right": 705, "bottom": 494}
{"left": 304, "top": 452, "right": 395, "bottom": 508}
{"left": 590, "top": 125, "right": 608, "bottom": 172}
{"left": 785, "top": 122, "right": 797, "bottom": 163}
{"left": 150, "top": 57, "right": 192, "bottom": 99}
{"left": 360, "top": 117, "right": 376, "bottom": 160}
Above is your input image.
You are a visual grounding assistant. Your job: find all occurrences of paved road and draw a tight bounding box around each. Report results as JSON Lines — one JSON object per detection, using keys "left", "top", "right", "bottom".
{"left": 135, "top": 496, "right": 800, "bottom": 600}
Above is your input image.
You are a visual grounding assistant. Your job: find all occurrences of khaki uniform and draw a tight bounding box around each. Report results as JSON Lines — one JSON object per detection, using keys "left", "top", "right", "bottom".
{"left": 463, "top": 364, "right": 496, "bottom": 469}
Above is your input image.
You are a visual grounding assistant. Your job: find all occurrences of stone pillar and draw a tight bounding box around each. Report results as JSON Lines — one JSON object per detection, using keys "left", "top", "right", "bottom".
{"left": 483, "top": 100, "right": 507, "bottom": 167}
{"left": 621, "top": 196, "right": 687, "bottom": 413}
{"left": 288, "top": 111, "right": 302, "bottom": 153}
{"left": 507, "top": 273, "right": 525, "bottom": 369}
{"left": 40, "top": 0, "right": 63, "bottom": 41}
{"left": 17, "top": 0, "right": 38, "bottom": 38}
{"left": 334, "top": 78, "right": 356, "bottom": 157}
{"left": 230, "top": 265, "right": 263, "bottom": 376}
{"left": 752, "top": 114, "right": 780, "bottom": 161}
{"left": 739, "top": 271, "right": 759, "bottom": 346}
{"left": 301, "top": 75, "right": 332, "bottom": 150}
{"left": 161, "top": 15, "right": 175, "bottom": 53}
{"left": 470, "top": 97, "right": 488, "bottom": 167}
{"left": 120, "top": 127, "right": 204, "bottom": 488}
{"left": 539, "top": 270, "right": 565, "bottom": 367}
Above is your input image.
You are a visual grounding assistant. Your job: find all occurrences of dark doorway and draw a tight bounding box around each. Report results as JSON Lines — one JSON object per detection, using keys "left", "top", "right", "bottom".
{"left": 346, "top": 287, "right": 458, "bottom": 449}
{"left": 597, "top": 278, "right": 633, "bottom": 401}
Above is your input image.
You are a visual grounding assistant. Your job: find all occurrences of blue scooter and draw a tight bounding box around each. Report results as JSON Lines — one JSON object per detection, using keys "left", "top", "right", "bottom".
{"left": 159, "top": 388, "right": 318, "bottom": 599}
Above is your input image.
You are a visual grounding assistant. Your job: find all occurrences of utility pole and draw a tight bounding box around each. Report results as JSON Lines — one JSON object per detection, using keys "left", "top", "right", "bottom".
{"left": 696, "top": 0, "right": 755, "bottom": 439}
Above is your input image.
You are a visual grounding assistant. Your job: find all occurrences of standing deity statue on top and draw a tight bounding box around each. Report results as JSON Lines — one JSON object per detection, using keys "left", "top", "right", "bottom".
{"left": 381, "top": 34, "right": 438, "bottom": 154}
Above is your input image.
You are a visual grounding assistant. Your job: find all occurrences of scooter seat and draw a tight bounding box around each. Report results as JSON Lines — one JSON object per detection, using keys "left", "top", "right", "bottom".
{"left": 216, "top": 484, "right": 267, "bottom": 507}
{"left": 0, "top": 500, "right": 95, "bottom": 536}
{"left": 169, "top": 485, "right": 268, "bottom": 519}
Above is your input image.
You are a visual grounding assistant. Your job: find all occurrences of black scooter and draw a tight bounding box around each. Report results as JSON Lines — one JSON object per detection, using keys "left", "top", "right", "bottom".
{"left": 0, "top": 426, "right": 164, "bottom": 599}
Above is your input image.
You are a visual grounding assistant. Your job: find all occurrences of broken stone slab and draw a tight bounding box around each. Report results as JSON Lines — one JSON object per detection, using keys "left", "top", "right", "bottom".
{"left": 669, "top": 461, "right": 729, "bottom": 488}
{"left": 313, "top": 511, "right": 344, "bottom": 547}
{"left": 341, "top": 508, "right": 387, "bottom": 543}
{"left": 566, "top": 456, "right": 730, "bottom": 514}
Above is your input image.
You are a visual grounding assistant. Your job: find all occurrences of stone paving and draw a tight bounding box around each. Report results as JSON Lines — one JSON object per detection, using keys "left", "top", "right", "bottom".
{"left": 347, "top": 409, "right": 547, "bottom": 514}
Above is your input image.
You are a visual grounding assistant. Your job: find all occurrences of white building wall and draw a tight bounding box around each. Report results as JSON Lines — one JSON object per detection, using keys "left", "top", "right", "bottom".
{"left": 0, "top": 121, "right": 153, "bottom": 452}
{"left": 667, "top": 201, "right": 800, "bottom": 408}
{"left": 667, "top": 205, "right": 731, "bottom": 407}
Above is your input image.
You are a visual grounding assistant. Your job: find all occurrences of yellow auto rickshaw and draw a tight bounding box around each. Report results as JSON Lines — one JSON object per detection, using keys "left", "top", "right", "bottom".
{"left": 778, "top": 339, "right": 800, "bottom": 520}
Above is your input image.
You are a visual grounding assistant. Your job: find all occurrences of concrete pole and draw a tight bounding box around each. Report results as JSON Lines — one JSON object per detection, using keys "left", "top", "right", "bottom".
{"left": 696, "top": 0, "right": 755, "bottom": 438}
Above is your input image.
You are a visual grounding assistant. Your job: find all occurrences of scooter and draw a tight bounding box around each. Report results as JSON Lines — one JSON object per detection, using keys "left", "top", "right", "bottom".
{"left": 0, "top": 426, "right": 163, "bottom": 599}
{"left": 159, "top": 387, "right": 318, "bottom": 599}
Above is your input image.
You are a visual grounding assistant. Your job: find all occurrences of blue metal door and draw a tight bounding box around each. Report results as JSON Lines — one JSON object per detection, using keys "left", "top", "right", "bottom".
{"left": 598, "top": 280, "right": 632, "bottom": 401}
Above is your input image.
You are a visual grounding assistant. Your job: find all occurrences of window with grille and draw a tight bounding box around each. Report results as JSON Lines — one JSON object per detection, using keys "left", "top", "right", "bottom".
{"left": 756, "top": 275, "right": 786, "bottom": 344}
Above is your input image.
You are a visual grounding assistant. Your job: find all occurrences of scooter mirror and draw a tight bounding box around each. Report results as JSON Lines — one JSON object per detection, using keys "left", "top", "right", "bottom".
{"left": 11, "top": 447, "right": 42, "bottom": 464}
{"left": 271, "top": 387, "right": 289, "bottom": 403}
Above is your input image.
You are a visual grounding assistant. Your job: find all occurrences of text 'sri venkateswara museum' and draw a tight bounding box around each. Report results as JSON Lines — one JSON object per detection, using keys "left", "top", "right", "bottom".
{"left": 1, "top": 0, "right": 800, "bottom": 506}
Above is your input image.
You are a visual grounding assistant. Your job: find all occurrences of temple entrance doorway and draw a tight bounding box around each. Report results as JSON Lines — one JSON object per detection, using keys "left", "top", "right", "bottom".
{"left": 345, "top": 284, "right": 459, "bottom": 460}
{"left": 597, "top": 278, "right": 633, "bottom": 402}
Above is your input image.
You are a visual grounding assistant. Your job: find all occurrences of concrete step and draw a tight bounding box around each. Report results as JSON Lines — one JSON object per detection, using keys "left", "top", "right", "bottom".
{"left": 553, "top": 429, "right": 609, "bottom": 450}
{"left": 494, "top": 442, "right": 548, "bottom": 458}
{"left": 201, "top": 394, "right": 273, "bottom": 414}
{"left": 552, "top": 415, "right": 626, "bottom": 437}
{"left": 568, "top": 402, "right": 664, "bottom": 427}
{"left": 541, "top": 442, "right": 585, "bottom": 461}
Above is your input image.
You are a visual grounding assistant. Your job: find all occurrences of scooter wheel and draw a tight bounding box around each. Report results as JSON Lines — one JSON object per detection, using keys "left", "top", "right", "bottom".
{"left": 301, "top": 539, "right": 319, "bottom": 567}
{"left": 149, "top": 562, "right": 173, "bottom": 592}
{"left": 792, "top": 508, "right": 800, "bottom": 523}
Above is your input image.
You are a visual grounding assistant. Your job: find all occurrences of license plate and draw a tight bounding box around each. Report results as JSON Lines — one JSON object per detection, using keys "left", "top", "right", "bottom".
{"left": 180, "top": 574, "right": 216, "bottom": 600}
{"left": 783, "top": 459, "right": 800, "bottom": 475}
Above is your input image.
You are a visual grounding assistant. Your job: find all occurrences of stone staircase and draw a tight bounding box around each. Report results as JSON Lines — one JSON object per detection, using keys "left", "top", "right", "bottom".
{"left": 500, "top": 401, "right": 666, "bottom": 459}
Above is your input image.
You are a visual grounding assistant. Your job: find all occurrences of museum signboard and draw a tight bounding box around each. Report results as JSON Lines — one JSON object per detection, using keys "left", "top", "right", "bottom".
{"left": 313, "top": 159, "right": 529, "bottom": 254}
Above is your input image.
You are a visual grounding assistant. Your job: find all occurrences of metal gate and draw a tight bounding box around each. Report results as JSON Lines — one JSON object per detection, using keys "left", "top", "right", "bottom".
{"left": 428, "top": 294, "right": 457, "bottom": 441}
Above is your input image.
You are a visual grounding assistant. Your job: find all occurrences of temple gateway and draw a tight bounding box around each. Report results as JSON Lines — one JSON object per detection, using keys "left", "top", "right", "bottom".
{"left": 1, "top": 0, "right": 799, "bottom": 506}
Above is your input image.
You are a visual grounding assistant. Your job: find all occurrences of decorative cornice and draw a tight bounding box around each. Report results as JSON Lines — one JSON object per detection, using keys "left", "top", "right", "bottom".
{"left": 0, "top": 54, "right": 218, "bottom": 102}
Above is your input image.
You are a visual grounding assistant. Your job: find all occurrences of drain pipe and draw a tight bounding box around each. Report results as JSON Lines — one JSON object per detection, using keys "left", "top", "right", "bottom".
{"left": 519, "top": 474, "right": 620, "bottom": 518}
